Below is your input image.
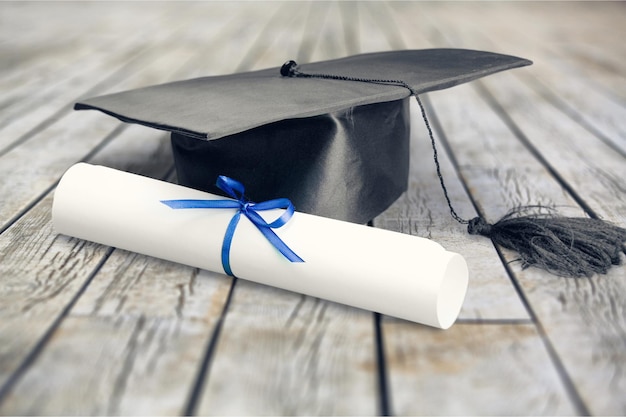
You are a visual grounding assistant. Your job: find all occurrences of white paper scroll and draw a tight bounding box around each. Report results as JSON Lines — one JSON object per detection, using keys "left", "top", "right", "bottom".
{"left": 52, "top": 163, "right": 468, "bottom": 329}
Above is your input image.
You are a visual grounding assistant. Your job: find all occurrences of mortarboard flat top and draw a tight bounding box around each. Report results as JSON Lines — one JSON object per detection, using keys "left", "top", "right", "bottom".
{"left": 74, "top": 49, "right": 532, "bottom": 223}
{"left": 75, "top": 49, "right": 532, "bottom": 141}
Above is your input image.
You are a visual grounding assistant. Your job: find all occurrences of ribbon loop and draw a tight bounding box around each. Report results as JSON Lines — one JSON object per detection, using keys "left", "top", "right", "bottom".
{"left": 161, "top": 176, "right": 304, "bottom": 276}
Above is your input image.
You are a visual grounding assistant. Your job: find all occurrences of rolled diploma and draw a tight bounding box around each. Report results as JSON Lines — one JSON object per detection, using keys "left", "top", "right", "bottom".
{"left": 52, "top": 163, "right": 468, "bottom": 329}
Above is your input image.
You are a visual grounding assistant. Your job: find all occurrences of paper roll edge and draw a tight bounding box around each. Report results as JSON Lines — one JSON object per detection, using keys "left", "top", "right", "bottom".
{"left": 51, "top": 163, "right": 89, "bottom": 237}
{"left": 435, "top": 251, "right": 469, "bottom": 329}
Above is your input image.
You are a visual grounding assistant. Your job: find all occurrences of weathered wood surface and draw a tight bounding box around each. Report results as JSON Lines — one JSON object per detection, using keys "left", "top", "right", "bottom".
{"left": 0, "top": 1, "right": 624, "bottom": 415}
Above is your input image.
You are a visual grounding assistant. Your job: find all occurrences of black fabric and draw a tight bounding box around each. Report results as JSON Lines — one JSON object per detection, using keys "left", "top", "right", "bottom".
{"left": 75, "top": 49, "right": 531, "bottom": 140}
{"left": 172, "top": 99, "right": 410, "bottom": 224}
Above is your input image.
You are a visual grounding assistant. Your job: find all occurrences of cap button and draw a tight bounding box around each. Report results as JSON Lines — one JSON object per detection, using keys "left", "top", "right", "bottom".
{"left": 280, "top": 60, "right": 298, "bottom": 77}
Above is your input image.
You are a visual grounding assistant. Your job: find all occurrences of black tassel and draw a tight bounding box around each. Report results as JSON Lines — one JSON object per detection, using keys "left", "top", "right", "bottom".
{"left": 468, "top": 207, "right": 626, "bottom": 277}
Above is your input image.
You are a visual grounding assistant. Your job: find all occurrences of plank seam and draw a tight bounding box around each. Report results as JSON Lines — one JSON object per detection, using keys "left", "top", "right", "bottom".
{"left": 454, "top": 318, "right": 534, "bottom": 325}
{"left": 375, "top": 312, "right": 392, "bottom": 416}
{"left": 182, "top": 278, "right": 237, "bottom": 416}
{"left": 499, "top": 261, "right": 592, "bottom": 416}
{"left": 367, "top": 220, "right": 392, "bottom": 416}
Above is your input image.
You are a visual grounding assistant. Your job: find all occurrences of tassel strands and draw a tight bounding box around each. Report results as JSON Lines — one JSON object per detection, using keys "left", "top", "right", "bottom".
{"left": 468, "top": 207, "right": 626, "bottom": 277}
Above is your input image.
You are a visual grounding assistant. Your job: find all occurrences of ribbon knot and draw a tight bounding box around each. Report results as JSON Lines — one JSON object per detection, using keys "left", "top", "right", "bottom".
{"left": 161, "top": 176, "right": 304, "bottom": 276}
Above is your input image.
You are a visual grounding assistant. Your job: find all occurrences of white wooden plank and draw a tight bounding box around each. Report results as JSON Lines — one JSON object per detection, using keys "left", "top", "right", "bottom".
{"left": 0, "top": 265, "right": 232, "bottom": 416}
{"left": 406, "top": 0, "right": 626, "bottom": 223}
{"left": 1, "top": 2, "right": 624, "bottom": 415}
{"left": 384, "top": 321, "right": 577, "bottom": 415}
{"left": 0, "top": 0, "right": 270, "bottom": 158}
{"left": 298, "top": 2, "right": 341, "bottom": 62}
{"left": 483, "top": 71, "right": 625, "bottom": 224}
{"left": 428, "top": 80, "right": 626, "bottom": 414}
{"left": 478, "top": 74, "right": 626, "bottom": 415}
{"left": 0, "top": 121, "right": 208, "bottom": 414}
{"left": 359, "top": 2, "right": 408, "bottom": 52}
{"left": 500, "top": 2, "right": 626, "bottom": 101}
{"left": 197, "top": 280, "right": 379, "bottom": 415}
{"left": 0, "top": 192, "right": 111, "bottom": 390}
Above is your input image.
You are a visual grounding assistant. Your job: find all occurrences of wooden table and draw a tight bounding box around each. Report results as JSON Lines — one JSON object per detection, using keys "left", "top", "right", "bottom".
{"left": 1, "top": 1, "right": 624, "bottom": 415}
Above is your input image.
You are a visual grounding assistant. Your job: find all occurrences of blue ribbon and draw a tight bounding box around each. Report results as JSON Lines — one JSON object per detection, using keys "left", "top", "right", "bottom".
{"left": 161, "top": 176, "right": 304, "bottom": 276}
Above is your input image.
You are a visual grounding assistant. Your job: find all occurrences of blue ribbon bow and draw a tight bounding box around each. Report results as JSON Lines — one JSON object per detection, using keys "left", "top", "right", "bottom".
{"left": 161, "top": 176, "right": 304, "bottom": 276}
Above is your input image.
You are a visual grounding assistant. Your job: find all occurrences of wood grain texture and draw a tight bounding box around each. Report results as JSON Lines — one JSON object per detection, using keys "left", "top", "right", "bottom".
{"left": 196, "top": 280, "right": 379, "bottom": 416}
{"left": 0, "top": 2, "right": 624, "bottom": 415}
{"left": 0, "top": 126, "right": 175, "bottom": 393}
{"left": 383, "top": 321, "right": 576, "bottom": 415}
{"left": 0, "top": 264, "right": 232, "bottom": 415}
{"left": 0, "top": 196, "right": 109, "bottom": 391}
{"left": 482, "top": 72, "right": 626, "bottom": 224}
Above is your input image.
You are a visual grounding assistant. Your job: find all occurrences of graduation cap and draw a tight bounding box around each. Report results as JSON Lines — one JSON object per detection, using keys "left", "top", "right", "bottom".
{"left": 75, "top": 49, "right": 529, "bottom": 223}
{"left": 75, "top": 49, "right": 626, "bottom": 277}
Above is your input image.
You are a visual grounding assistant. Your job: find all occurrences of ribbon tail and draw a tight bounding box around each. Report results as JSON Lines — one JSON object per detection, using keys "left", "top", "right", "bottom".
{"left": 161, "top": 199, "right": 240, "bottom": 209}
{"left": 254, "top": 223, "right": 304, "bottom": 263}
{"left": 221, "top": 211, "right": 241, "bottom": 276}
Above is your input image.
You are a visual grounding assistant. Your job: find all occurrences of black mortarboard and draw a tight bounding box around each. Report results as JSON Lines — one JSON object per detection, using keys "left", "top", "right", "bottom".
{"left": 74, "top": 49, "right": 626, "bottom": 277}
{"left": 74, "top": 49, "right": 530, "bottom": 224}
